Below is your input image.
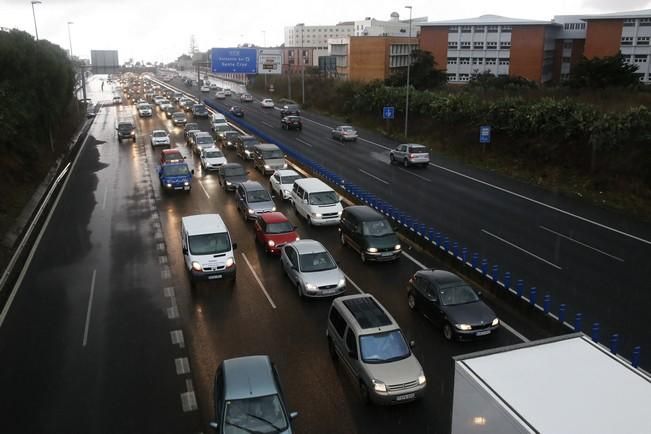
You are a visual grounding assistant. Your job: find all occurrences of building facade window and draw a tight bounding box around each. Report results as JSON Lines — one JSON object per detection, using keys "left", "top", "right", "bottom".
{"left": 472, "top": 58, "right": 483, "bottom": 65}
{"left": 474, "top": 42, "right": 484, "bottom": 49}
{"left": 560, "top": 73, "right": 570, "bottom": 80}
{"left": 460, "top": 57, "right": 470, "bottom": 64}
{"left": 562, "top": 56, "right": 571, "bottom": 63}
{"left": 499, "top": 59, "right": 509, "bottom": 65}
{"left": 641, "top": 18, "right": 651, "bottom": 26}
{"left": 621, "top": 36, "right": 634, "bottom": 45}
{"left": 475, "top": 26, "right": 485, "bottom": 33}
{"left": 449, "top": 26, "right": 459, "bottom": 33}
{"left": 501, "top": 25, "right": 512, "bottom": 33}
{"left": 623, "top": 19, "right": 635, "bottom": 27}
{"left": 634, "top": 54, "right": 648, "bottom": 62}
{"left": 637, "top": 36, "right": 650, "bottom": 45}
{"left": 461, "top": 26, "right": 471, "bottom": 33}
{"left": 447, "top": 57, "right": 458, "bottom": 65}
{"left": 486, "top": 58, "right": 496, "bottom": 65}
{"left": 486, "top": 41, "right": 497, "bottom": 49}
{"left": 500, "top": 41, "right": 511, "bottom": 49}
{"left": 487, "top": 25, "right": 498, "bottom": 33}
{"left": 447, "top": 73, "right": 457, "bottom": 81}
{"left": 460, "top": 41, "right": 471, "bottom": 49}
{"left": 459, "top": 73, "right": 470, "bottom": 81}
{"left": 563, "top": 41, "right": 573, "bottom": 49}
{"left": 448, "top": 41, "right": 458, "bottom": 49}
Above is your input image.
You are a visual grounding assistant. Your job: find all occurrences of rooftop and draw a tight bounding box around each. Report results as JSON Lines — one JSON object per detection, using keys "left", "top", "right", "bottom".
{"left": 423, "top": 14, "right": 554, "bottom": 26}
{"left": 582, "top": 8, "right": 651, "bottom": 20}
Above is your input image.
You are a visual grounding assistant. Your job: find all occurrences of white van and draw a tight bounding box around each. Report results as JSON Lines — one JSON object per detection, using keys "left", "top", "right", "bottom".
{"left": 211, "top": 113, "right": 228, "bottom": 131}
{"left": 290, "top": 178, "right": 343, "bottom": 226}
{"left": 181, "top": 214, "right": 237, "bottom": 285}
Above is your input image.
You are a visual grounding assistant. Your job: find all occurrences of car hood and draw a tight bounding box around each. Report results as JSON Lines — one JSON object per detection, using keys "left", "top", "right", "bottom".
{"left": 265, "top": 231, "right": 298, "bottom": 246}
{"left": 363, "top": 353, "right": 423, "bottom": 387}
{"left": 442, "top": 301, "right": 496, "bottom": 326}
{"left": 160, "top": 174, "right": 191, "bottom": 183}
{"left": 204, "top": 157, "right": 227, "bottom": 165}
{"left": 300, "top": 267, "right": 343, "bottom": 287}
{"left": 263, "top": 158, "right": 286, "bottom": 168}
{"left": 224, "top": 174, "right": 247, "bottom": 183}
{"left": 364, "top": 233, "right": 399, "bottom": 249}
{"left": 248, "top": 201, "right": 275, "bottom": 212}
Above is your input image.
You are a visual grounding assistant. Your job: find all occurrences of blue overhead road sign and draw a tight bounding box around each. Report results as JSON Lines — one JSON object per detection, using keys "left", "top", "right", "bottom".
{"left": 383, "top": 106, "right": 395, "bottom": 120}
{"left": 211, "top": 48, "right": 257, "bottom": 74}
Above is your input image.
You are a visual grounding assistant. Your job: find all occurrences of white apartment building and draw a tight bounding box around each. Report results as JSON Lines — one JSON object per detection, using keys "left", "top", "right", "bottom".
{"left": 353, "top": 12, "right": 428, "bottom": 37}
{"left": 284, "top": 23, "right": 354, "bottom": 49}
{"left": 551, "top": 15, "right": 588, "bottom": 80}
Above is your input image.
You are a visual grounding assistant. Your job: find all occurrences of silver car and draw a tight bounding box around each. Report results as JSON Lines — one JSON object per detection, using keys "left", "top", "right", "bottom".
{"left": 389, "top": 143, "right": 430, "bottom": 168}
{"left": 331, "top": 125, "right": 358, "bottom": 142}
{"left": 235, "top": 181, "right": 276, "bottom": 220}
{"left": 193, "top": 132, "right": 216, "bottom": 155}
{"left": 210, "top": 355, "right": 298, "bottom": 434}
{"left": 281, "top": 239, "right": 346, "bottom": 298}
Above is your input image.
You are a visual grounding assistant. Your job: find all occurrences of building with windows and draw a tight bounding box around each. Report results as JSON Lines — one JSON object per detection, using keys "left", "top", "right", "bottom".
{"left": 353, "top": 12, "right": 428, "bottom": 37}
{"left": 284, "top": 23, "right": 354, "bottom": 50}
{"left": 550, "top": 15, "right": 587, "bottom": 81}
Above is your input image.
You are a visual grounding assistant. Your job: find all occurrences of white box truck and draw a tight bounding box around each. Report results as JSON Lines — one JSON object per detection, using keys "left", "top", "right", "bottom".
{"left": 451, "top": 334, "right": 651, "bottom": 434}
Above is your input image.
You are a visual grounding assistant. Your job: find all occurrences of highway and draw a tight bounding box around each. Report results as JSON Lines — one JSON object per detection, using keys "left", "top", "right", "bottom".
{"left": 174, "top": 71, "right": 651, "bottom": 365}
{"left": 0, "top": 75, "right": 556, "bottom": 433}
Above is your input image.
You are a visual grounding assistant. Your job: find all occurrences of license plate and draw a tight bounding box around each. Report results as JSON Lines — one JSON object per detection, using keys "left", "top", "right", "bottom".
{"left": 208, "top": 275, "right": 223, "bottom": 280}
{"left": 174, "top": 186, "right": 183, "bottom": 190}
{"left": 381, "top": 252, "right": 393, "bottom": 257}
{"left": 396, "top": 393, "right": 415, "bottom": 401}
{"left": 476, "top": 330, "right": 491, "bottom": 336}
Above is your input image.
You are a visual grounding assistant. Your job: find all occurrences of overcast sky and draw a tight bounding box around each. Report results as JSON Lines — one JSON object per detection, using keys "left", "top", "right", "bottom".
{"left": 3, "top": 0, "right": 650, "bottom": 63}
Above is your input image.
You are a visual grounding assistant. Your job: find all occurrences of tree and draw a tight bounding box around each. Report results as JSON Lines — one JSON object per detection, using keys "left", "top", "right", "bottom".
{"left": 385, "top": 49, "right": 447, "bottom": 90}
{"left": 468, "top": 71, "right": 537, "bottom": 90}
{"left": 566, "top": 53, "right": 639, "bottom": 89}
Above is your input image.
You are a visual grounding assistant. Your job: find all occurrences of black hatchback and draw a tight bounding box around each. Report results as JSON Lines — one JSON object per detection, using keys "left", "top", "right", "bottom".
{"left": 281, "top": 116, "right": 302, "bottom": 131}
{"left": 407, "top": 269, "right": 499, "bottom": 341}
{"left": 339, "top": 205, "right": 401, "bottom": 262}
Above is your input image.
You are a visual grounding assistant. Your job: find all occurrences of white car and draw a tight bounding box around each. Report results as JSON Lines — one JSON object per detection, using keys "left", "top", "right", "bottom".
{"left": 269, "top": 169, "right": 302, "bottom": 200}
{"left": 200, "top": 147, "right": 228, "bottom": 171}
{"left": 240, "top": 93, "right": 253, "bottom": 103}
{"left": 150, "top": 129, "right": 170, "bottom": 147}
{"left": 209, "top": 83, "right": 218, "bottom": 90}
{"left": 201, "top": 85, "right": 210, "bottom": 93}
{"left": 137, "top": 103, "right": 153, "bottom": 117}
{"left": 261, "top": 98, "right": 274, "bottom": 108}
{"left": 223, "top": 88, "right": 232, "bottom": 96}
{"left": 215, "top": 91, "right": 226, "bottom": 99}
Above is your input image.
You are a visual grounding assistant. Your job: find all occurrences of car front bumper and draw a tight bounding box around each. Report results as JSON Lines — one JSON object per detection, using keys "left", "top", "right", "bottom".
{"left": 190, "top": 266, "right": 236, "bottom": 281}
{"left": 365, "top": 250, "right": 402, "bottom": 261}
{"left": 454, "top": 324, "right": 499, "bottom": 341}
{"left": 370, "top": 383, "right": 426, "bottom": 405}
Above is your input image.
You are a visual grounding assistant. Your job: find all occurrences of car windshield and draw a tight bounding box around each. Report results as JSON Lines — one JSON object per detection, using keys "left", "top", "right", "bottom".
{"left": 438, "top": 285, "right": 479, "bottom": 306}
{"left": 309, "top": 191, "right": 338, "bottom": 205}
{"left": 224, "top": 166, "right": 245, "bottom": 176}
{"left": 224, "top": 132, "right": 239, "bottom": 139}
{"left": 204, "top": 150, "right": 223, "bottom": 158}
{"left": 163, "top": 152, "right": 182, "bottom": 161}
{"left": 341, "top": 126, "right": 354, "bottom": 132}
{"left": 262, "top": 150, "right": 284, "bottom": 159}
{"left": 196, "top": 136, "right": 214, "bottom": 145}
{"left": 185, "top": 123, "right": 198, "bottom": 130}
{"left": 247, "top": 189, "right": 271, "bottom": 203}
{"left": 153, "top": 131, "right": 167, "bottom": 137}
{"left": 359, "top": 330, "right": 410, "bottom": 364}
{"left": 362, "top": 219, "right": 393, "bottom": 237}
{"left": 224, "top": 394, "right": 288, "bottom": 434}
{"left": 242, "top": 139, "right": 258, "bottom": 148}
{"left": 173, "top": 113, "right": 185, "bottom": 118}
{"left": 194, "top": 106, "right": 206, "bottom": 112}
{"left": 118, "top": 123, "right": 133, "bottom": 131}
{"left": 266, "top": 222, "right": 294, "bottom": 234}
{"left": 139, "top": 104, "right": 151, "bottom": 109}
{"left": 161, "top": 165, "right": 190, "bottom": 177}
{"left": 188, "top": 233, "right": 231, "bottom": 255}
{"left": 280, "top": 175, "right": 300, "bottom": 185}
{"left": 299, "top": 251, "right": 337, "bottom": 272}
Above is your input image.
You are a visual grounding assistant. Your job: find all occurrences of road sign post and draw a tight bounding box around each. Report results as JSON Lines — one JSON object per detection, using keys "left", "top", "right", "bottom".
{"left": 479, "top": 125, "right": 491, "bottom": 154}
{"left": 383, "top": 106, "right": 395, "bottom": 132}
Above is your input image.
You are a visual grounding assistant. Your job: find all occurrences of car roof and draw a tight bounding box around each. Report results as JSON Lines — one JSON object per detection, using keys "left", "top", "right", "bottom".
{"left": 195, "top": 132, "right": 212, "bottom": 137}
{"left": 418, "top": 269, "right": 464, "bottom": 287}
{"left": 240, "top": 134, "right": 256, "bottom": 140}
{"left": 273, "top": 169, "right": 299, "bottom": 177}
{"left": 338, "top": 125, "right": 353, "bottom": 129}
{"left": 240, "top": 180, "right": 265, "bottom": 192}
{"left": 260, "top": 212, "right": 290, "bottom": 224}
{"left": 182, "top": 213, "right": 227, "bottom": 235}
{"left": 333, "top": 294, "right": 398, "bottom": 333}
{"left": 152, "top": 129, "right": 167, "bottom": 134}
{"left": 344, "top": 205, "right": 386, "bottom": 221}
{"left": 222, "top": 355, "right": 277, "bottom": 400}
{"left": 295, "top": 177, "right": 331, "bottom": 191}
{"left": 291, "top": 239, "right": 326, "bottom": 255}
{"left": 402, "top": 143, "right": 427, "bottom": 148}
{"left": 222, "top": 162, "right": 244, "bottom": 169}
{"left": 162, "top": 149, "right": 182, "bottom": 155}
{"left": 254, "top": 143, "right": 280, "bottom": 151}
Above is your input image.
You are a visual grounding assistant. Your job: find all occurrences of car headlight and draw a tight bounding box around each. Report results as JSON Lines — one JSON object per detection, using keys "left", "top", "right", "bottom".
{"left": 313, "top": 213, "right": 322, "bottom": 218}
{"left": 282, "top": 163, "right": 288, "bottom": 169}
{"left": 337, "top": 210, "right": 343, "bottom": 216}
{"left": 394, "top": 244, "right": 401, "bottom": 250}
{"left": 418, "top": 373, "right": 427, "bottom": 385}
{"left": 267, "top": 240, "right": 275, "bottom": 247}
{"left": 264, "top": 164, "right": 271, "bottom": 169}
{"left": 492, "top": 318, "right": 500, "bottom": 326}
{"left": 248, "top": 208, "right": 255, "bottom": 214}
{"left": 226, "top": 181, "right": 232, "bottom": 185}
{"left": 184, "top": 181, "right": 189, "bottom": 186}
{"left": 225, "top": 257, "right": 235, "bottom": 268}
{"left": 227, "top": 141, "right": 232, "bottom": 145}
{"left": 372, "top": 379, "right": 387, "bottom": 393}
{"left": 191, "top": 261, "right": 202, "bottom": 271}
{"left": 271, "top": 206, "right": 276, "bottom": 212}
{"left": 166, "top": 183, "right": 172, "bottom": 188}
{"left": 131, "top": 131, "right": 136, "bottom": 136}
{"left": 305, "top": 283, "right": 317, "bottom": 292}
{"left": 295, "top": 236, "right": 300, "bottom": 241}
{"left": 367, "top": 247, "right": 378, "bottom": 253}
{"left": 338, "top": 278, "right": 346, "bottom": 287}
{"left": 456, "top": 324, "right": 472, "bottom": 331}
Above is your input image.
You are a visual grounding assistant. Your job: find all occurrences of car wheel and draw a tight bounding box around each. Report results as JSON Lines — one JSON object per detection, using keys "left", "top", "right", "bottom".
{"left": 407, "top": 292, "right": 417, "bottom": 310}
{"left": 403, "top": 158, "right": 409, "bottom": 168}
{"left": 297, "top": 282, "right": 304, "bottom": 298}
{"left": 328, "top": 336, "right": 338, "bottom": 361}
{"left": 340, "top": 232, "right": 346, "bottom": 246}
{"left": 443, "top": 323, "right": 454, "bottom": 341}
{"left": 359, "top": 382, "right": 370, "bottom": 404}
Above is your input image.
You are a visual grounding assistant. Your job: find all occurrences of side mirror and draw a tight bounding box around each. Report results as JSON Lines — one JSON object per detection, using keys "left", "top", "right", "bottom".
{"left": 191, "top": 169, "right": 195, "bottom": 175}
{"left": 209, "top": 421, "right": 219, "bottom": 430}
{"left": 302, "top": 199, "right": 308, "bottom": 204}
{"left": 477, "top": 290, "right": 483, "bottom": 298}
{"left": 232, "top": 243, "right": 238, "bottom": 250}
{"left": 410, "top": 340, "right": 416, "bottom": 349}
{"left": 290, "top": 412, "right": 299, "bottom": 420}
{"left": 182, "top": 247, "right": 188, "bottom": 255}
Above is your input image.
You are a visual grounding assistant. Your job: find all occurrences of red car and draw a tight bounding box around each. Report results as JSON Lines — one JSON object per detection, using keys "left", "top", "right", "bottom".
{"left": 254, "top": 212, "right": 299, "bottom": 254}
{"left": 160, "top": 149, "right": 185, "bottom": 165}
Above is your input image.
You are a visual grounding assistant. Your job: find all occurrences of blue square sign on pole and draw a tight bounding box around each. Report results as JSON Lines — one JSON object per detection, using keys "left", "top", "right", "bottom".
{"left": 383, "top": 106, "right": 395, "bottom": 120}
{"left": 480, "top": 125, "right": 491, "bottom": 144}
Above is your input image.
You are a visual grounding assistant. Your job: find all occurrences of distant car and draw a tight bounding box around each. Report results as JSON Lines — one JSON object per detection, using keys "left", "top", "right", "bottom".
{"left": 280, "top": 239, "right": 346, "bottom": 298}
{"left": 235, "top": 181, "right": 276, "bottom": 220}
{"left": 407, "top": 269, "right": 499, "bottom": 341}
{"left": 236, "top": 134, "right": 259, "bottom": 160}
{"left": 240, "top": 93, "right": 253, "bottom": 103}
{"left": 183, "top": 122, "right": 199, "bottom": 138}
{"left": 215, "top": 91, "right": 226, "bottom": 99}
{"left": 160, "top": 149, "right": 185, "bottom": 165}
{"left": 192, "top": 104, "right": 209, "bottom": 118}
{"left": 200, "top": 85, "right": 210, "bottom": 93}
{"left": 261, "top": 98, "right": 274, "bottom": 108}
{"left": 163, "top": 105, "right": 176, "bottom": 118}
{"left": 193, "top": 132, "right": 216, "bottom": 155}
{"left": 86, "top": 106, "right": 96, "bottom": 118}
{"left": 150, "top": 129, "right": 171, "bottom": 147}
{"left": 209, "top": 356, "right": 298, "bottom": 434}
{"left": 153, "top": 96, "right": 165, "bottom": 106}
{"left": 209, "top": 83, "right": 218, "bottom": 90}
{"left": 254, "top": 212, "right": 300, "bottom": 255}
{"left": 186, "top": 130, "right": 202, "bottom": 146}
{"left": 223, "top": 88, "right": 232, "bottom": 96}
{"left": 157, "top": 99, "right": 171, "bottom": 109}
{"left": 219, "top": 130, "right": 240, "bottom": 149}
{"left": 269, "top": 169, "right": 302, "bottom": 200}
{"left": 137, "top": 103, "right": 153, "bottom": 117}
{"left": 280, "top": 104, "right": 300, "bottom": 117}
{"left": 229, "top": 106, "right": 244, "bottom": 117}
{"left": 200, "top": 147, "right": 227, "bottom": 171}
{"left": 331, "top": 125, "right": 358, "bottom": 142}
{"left": 172, "top": 112, "right": 187, "bottom": 126}
{"left": 158, "top": 162, "right": 193, "bottom": 192}
{"left": 112, "top": 96, "right": 121, "bottom": 105}
{"left": 281, "top": 116, "right": 302, "bottom": 131}
{"left": 339, "top": 205, "right": 401, "bottom": 262}
{"left": 171, "top": 92, "right": 183, "bottom": 102}
{"left": 217, "top": 163, "right": 248, "bottom": 191}
{"left": 181, "top": 99, "right": 194, "bottom": 112}
{"left": 389, "top": 143, "right": 430, "bottom": 168}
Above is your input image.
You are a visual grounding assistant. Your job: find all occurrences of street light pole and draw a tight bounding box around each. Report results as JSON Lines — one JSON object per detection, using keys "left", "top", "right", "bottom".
{"left": 67, "top": 21, "right": 73, "bottom": 58}
{"left": 31, "top": 1, "right": 42, "bottom": 41}
{"left": 404, "top": 5, "right": 413, "bottom": 138}
{"left": 301, "top": 25, "right": 305, "bottom": 105}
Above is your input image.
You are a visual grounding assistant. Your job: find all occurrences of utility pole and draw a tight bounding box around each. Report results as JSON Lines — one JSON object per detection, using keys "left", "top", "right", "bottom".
{"left": 404, "top": 5, "right": 413, "bottom": 138}
{"left": 301, "top": 26, "right": 305, "bottom": 105}
{"left": 31, "top": 1, "right": 42, "bottom": 40}
{"left": 67, "top": 21, "right": 73, "bottom": 58}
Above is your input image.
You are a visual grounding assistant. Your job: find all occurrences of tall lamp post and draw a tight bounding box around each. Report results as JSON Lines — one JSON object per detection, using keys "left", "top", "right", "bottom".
{"left": 67, "top": 21, "right": 73, "bottom": 58}
{"left": 31, "top": 1, "right": 42, "bottom": 40}
{"left": 404, "top": 5, "right": 413, "bottom": 138}
{"left": 301, "top": 25, "right": 305, "bottom": 104}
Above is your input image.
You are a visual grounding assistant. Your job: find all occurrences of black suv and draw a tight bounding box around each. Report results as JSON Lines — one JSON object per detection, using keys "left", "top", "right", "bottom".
{"left": 279, "top": 104, "right": 300, "bottom": 117}
{"left": 339, "top": 205, "right": 402, "bottom": 262}
{"left": 116, "top": 120, "right": 136, "bottom": 142}
{"left": 281, "top": 116, "right": 302, "bottom": 131}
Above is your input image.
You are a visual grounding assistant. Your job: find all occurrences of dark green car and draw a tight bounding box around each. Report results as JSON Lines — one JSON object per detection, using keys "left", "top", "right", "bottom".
{"left": 339, "top": 205, "right": 402, "bottom": 263}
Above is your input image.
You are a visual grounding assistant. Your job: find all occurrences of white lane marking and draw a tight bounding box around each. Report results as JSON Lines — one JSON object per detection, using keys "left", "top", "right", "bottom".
{"left": 402, "top": 252, "right": 428, "bottom": 270}
{"left": 359, "top": 137, "right": 391, "bottom": 150}
{"left": 262, "top": 121, "right": 274, "bottom": 128}
{"left": 342, "top": 272, "right": 364, "bottom": 294}
{"left": 359, "top": 169, "right": 389, "bottom": 185}
{"left": 241, "top": 253, "right": 277, "bottom": 309}
{"left": 198, "top": 180, "right": 210, "bottom": 198}
{"left": 82, "top": 269, "right": 97, "bottom": 347}
{"left": 163, "top": 286, "right": 175, "bottom": 298}
{"left": 158, "top": 255, "right": 168, "bottom": 265}
{"left": 481, "top": 229, "right": 563, "bottom": 270}
{"left": 170, "top": 329, "right": 185, "bottom": 348}
{"left": 398, "top": 167, "right": 432, "bottom": 183}
{"left": 167, "top": 305, "right": 180, "bottom": 319}
{"left": 0, "top": 130, "right": 91, "bottom": 329}
{"left": 302, "top": 116, "right": 333, "bottom": 129}
{"left": 101, "top": 185, "right": 108, "bottom": 210}
{"left": 296, "top": 138, "right": 313, "bottom": 147}
{"left": 539, "top": 225, "right": 625, "bottom": 263}
{"left": 181, "top": 383, "right": 198, "bottom": 412}
{"left": 175, "top": 357, "right": 191, "bottom": 375}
